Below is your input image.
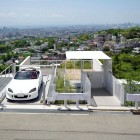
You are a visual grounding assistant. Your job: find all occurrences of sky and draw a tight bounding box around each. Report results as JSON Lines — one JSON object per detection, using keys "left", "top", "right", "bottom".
{"left": 0, "top": 0, "right": 140, "bottom": 27}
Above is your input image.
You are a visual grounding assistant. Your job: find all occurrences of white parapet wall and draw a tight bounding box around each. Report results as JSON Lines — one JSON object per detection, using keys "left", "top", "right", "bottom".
{"left": 20, "top": 56, "right": 31, "bottom": 66}
{"left": 47, "top": 67, "right": 92, "bottom": 105}
{"left": 54, "top": 93, "right": 89, "bottom": 101}
{"left": 19, "top": 56, "right": 31, "bottom": 70}
{"left": 127, "top": 94, "right": 140, "bottom": 109}
{"left": 127, "top": 94, "right": 140, "bottom": 102}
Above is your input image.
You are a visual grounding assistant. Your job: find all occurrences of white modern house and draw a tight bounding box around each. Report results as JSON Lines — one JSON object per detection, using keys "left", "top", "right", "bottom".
{"left": 45, "top": 51, "right": 125, "bottom": 107}
{"left": 0, "top": 51, "right": 126, "bottom": 108}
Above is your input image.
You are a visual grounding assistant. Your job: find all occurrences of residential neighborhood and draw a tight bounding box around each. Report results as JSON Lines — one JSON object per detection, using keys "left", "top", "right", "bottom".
{"left": 0, "top": 26, "right": 140, "bottom": 66}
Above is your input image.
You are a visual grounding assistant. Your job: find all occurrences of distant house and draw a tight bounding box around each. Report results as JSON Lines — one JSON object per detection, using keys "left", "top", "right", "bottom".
{"left": 13, "top": 48, "right": 20, "bottom": 53}
{"left": 77, "top": 48, "right": 83, "bottom": 51}
{"left": 77, "top": 44, "right": 88, "bottom": 51}
{"left": 103, "top": 41, "right": 116, "bottom": 50}
{"left": 110, "top": 49, "right": 121, "bottom": 54}
{"left": 62, "top": 47, "right": 68, "bottom": 52}
{"left": 18, "top": 56, "right": 24, "bottom": 62}
{"left": 69, "top": 47, "right": 75, "bottom": 51}
{"left": 112, "top": 35, "right": 117, "bottom": 41}
{"left": 132, "top": 47, "right": 140, "bottom": 54}
{"left": 5, "top": 60, "right": 13, "bottom": 65}
{"left": 62, "top": 39, "right": 69, "bottom": 44}
{"left": 0, "top": 53, "right": 7, "bottom": 56}
{"left": 58, "top": 53, "right": 66, "bottom": 60}
{"left": 40, "top": 42, "right": 48, "bottom": 49}
{"left": 118, "top": 42, "right": 125, "bottom": 49}
{"left": 71, "top": 37, "right": 77, "bottom": 43}
{"left": 120, "top": 36, "right": 126, "bottom": 42}
{"left": 31, "top": 56, "right": 41, "bottom": 61}
{"left": 93, "top": 34, "right": 98, "bottom": 39}
{"left": 28, "top": 44, "right": 46, "bottom": 52}
{"left": 13, "top": 48, "right": 28, "bottom": 53}
{"left": 41, "top": 54, "right": 48, "bottom": 59}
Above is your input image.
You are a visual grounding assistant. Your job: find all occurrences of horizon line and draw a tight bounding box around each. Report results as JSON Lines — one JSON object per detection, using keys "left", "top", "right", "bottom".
{"left": 0, "top": 23, "right": 140, "bottom": 28}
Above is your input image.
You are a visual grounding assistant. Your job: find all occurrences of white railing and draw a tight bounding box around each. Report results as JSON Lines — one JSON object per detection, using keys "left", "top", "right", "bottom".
{"left": 0, "top": 64, "right": 13, "bottom": 98}
{"left": 0, "top": 64, "right": 13, "bottom": 78}
{"left": 106, "top": 72, "right": 125, "bottom": 105}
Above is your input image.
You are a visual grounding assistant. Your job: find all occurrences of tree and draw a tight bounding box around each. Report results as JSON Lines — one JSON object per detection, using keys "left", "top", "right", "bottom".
{"left": 78, "top": 34, "right": 91, "bottom": 41}
{"left": 28, "top": 49, "right": 35, "bottom": 53}
{"left": 0, "top": 45, "right": 10, "bottom": 53}
{"left": 112, "top": 53, "right": 140, "bottom": 82}
{"left": 35, "top": 40, "right": 42, "bottom": 46}
{"left": 12, "top": 40, "right": 29, "bottom": 48}
{"left": 103, "top": 47, "right": 110, "bottom": 52}
{"left": 48, "top": 38, "right": 55, "bottom": 49}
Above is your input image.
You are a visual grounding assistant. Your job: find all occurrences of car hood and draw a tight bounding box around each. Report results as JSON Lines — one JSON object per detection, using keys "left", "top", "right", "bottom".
{"left": 7, "top": 79, "right": 38, "bottom": 93}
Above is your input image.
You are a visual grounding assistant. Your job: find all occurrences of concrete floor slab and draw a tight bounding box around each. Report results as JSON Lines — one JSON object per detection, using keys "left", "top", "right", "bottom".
{"left": 91, "top": 88, "right": 121, "bottom": 107}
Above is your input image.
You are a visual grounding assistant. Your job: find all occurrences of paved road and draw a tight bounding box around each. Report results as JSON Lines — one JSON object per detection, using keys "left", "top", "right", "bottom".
{"left": 0, "top": 113, "right": 140, "bottom": 140}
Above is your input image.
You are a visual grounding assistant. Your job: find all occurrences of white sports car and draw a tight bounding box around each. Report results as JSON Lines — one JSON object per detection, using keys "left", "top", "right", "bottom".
{"left": 6, "top": 67, "right": 43, "bottom": 100}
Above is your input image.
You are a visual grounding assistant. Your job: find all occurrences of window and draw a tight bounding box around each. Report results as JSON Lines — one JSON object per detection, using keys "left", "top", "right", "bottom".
{"left": 14, "top": 71, "right": 37, "bottom": 80}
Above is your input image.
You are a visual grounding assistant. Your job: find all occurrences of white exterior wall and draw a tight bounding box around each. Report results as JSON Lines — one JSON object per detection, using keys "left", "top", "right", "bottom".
{"left": 103, "top": 59, "right": 113, "bottom": 94}
{"left": 86, "top": 59, "right": 112, "bottom": 89}
{"left": 106, "top": 71, "right": 114, "bottom": 96}
{"left": 87, "top": 72, "right": 103, "bottom": 88}
{"left": 93, "top": 59, "right": 103, "bottom": 71}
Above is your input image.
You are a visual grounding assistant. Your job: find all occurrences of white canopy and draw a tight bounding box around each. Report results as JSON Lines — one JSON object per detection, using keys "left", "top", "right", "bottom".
{"left": 66, "top": 51, "right": 111, "bottom": 60}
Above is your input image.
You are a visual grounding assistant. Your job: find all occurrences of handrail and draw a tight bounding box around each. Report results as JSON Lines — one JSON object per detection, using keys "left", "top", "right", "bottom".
{"left": 19, "top": 64, "right": 60, "bottom": 67}
{"left": 0, "top": 64, "right": 13, "bottom": 96}
{"left": 0, "top": 64, "right": 13, "bottom": 75}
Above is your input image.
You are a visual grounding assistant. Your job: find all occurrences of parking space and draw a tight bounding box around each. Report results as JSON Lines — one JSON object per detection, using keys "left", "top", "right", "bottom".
{"left": 1, "top": 75, "right": 50, "bottom": 105}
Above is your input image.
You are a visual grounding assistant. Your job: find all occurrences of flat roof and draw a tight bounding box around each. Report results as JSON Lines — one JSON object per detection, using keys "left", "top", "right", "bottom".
{"left": 66, "top": 51, "right": 111, "bottom": 60}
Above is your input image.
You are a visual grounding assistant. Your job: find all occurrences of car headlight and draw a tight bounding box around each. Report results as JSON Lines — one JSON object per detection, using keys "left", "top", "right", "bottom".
{"left": 8, "top": 88, "right": 13, "bottom": 93}
{"left": 29, "top": 88, "right": 36, "bottom": 93}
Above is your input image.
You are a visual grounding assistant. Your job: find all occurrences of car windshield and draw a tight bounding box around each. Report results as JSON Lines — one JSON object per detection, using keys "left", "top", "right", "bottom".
{"left": 14, "top": 71, "right": 38, "bottom": 80}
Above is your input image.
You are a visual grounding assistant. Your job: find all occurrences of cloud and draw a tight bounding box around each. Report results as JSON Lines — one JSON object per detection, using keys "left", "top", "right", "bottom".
{"left": 50, "top": 13, "right": 65, "bottom": 18}
{"left": 23, "top": 14, "right": 31, "bottom": 18}
{"left": 21, "top": 0, "right": 52, "bottom": 2}
{"left": 0, "top": 12, "right": 17, "bottom": 18}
